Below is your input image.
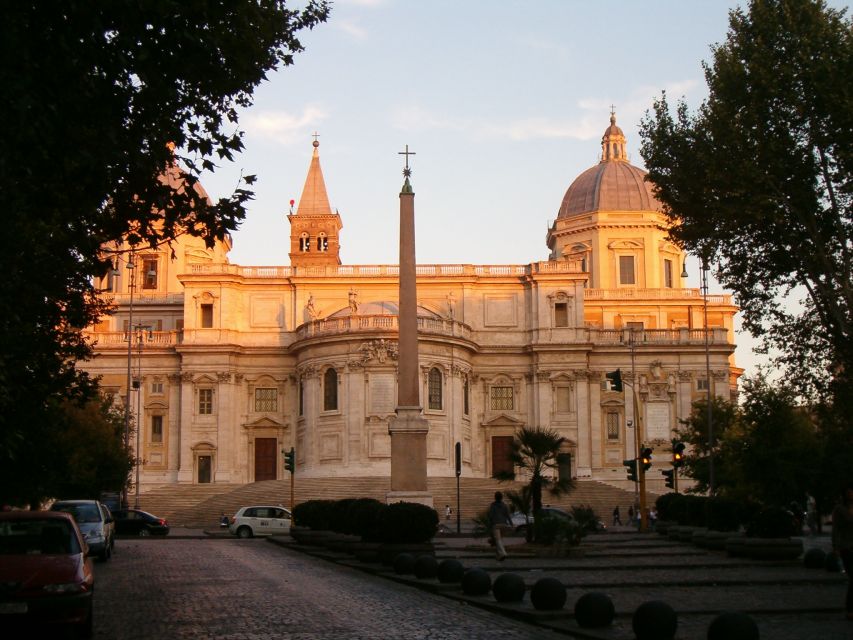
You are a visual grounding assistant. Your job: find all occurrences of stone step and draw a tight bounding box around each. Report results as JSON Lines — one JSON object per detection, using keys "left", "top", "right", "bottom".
{"left": 139, "top": 477, "right": 642, "bottom": 529}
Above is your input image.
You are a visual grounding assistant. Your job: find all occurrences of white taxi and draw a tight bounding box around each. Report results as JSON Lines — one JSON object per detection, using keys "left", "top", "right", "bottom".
{"left": 228, "top": 505, "right": 292, "bottom": 538}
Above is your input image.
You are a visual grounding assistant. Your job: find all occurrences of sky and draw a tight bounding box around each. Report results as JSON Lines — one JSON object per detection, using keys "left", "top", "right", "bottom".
{"left": 197, "top": 0, "right": 849, "bottom": 378}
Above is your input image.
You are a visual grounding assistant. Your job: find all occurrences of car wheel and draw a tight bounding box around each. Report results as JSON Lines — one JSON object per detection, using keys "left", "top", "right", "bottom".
{"left": 138, "top": 528, "right": 151, "bottom": 537}
{"left": 237, "top": 526, "right": 252, "bottom": 539}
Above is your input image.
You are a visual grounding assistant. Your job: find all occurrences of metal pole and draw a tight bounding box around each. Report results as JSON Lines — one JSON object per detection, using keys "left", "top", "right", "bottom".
{"left": 134, "top": 327, "right": 142, "bottom": 509}
{"left": 455, "top": 441, "right": 461, "bottom": 534}
{"left": 123, "top": 253, "right": 135, "bottom": 508}
{"left": 629, "top": 330, "right": 639, "bottom": 512}
{"left": 702, "top": 260, "right": 715, "bottom": 495}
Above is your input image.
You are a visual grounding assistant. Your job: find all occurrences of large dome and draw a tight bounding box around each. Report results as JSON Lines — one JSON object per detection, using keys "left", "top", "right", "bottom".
{"left": 557, "top": 161, "right": 661, "bottom": 218}
{"left": 556, "top": 113, "right": 661, "bottom": 219}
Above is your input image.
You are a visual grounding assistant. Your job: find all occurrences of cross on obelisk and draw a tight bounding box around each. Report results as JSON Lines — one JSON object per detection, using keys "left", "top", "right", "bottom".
{"left": 387, "top": 145, "right": 432, "bottom": 507}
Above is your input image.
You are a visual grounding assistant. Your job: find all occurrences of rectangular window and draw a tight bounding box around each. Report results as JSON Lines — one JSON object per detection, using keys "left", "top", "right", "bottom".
{"left": 626, "top": 321, "right": 644, "bottom": 331}
{"left": 200, "top": 304, "right": 213, "bottom": 328}
{"left": 489, "top": 386, "right": 514, "bottom": 411}
{"left": 176, "top": 318, "right": 184, "bottom": 332}
{"left": 554, "top": 302, "right": 569, "bottom": 327}
{"left": 142, "top": 258, "right": 158, "bottom": 290}
{"left": 298, "top": 381, "right": 304, "bottom": 416}
{"left": 254, "top": 388, "right": 278, "bottom": 412}
{"left": 198, "top": 388, "right": 214, "bottom": 415}
{"left": 664, "top": 259, "right": 673, "bottom": 288}
{"left": 463, "top": 377, "right": 470, "bottom": 416}
{"left": 151, "top": 381, "right": 164, "bottom": 395}
{"left": 619, "top": 255, "right": 636, "bottom": 285}
{"left": 151, "top": 415, "right": 163, "bottom": 443}
{"left": 428, "top": 369, "right": 442, "bottom": 410}
{"left": 606, "top": 413, "right": 620, "bottom": 440}
{"left": 697, "top": 378, "right": 710, "bottom": 392}
{"left": 555, "top": 386, "right": 571, "bottom": 413}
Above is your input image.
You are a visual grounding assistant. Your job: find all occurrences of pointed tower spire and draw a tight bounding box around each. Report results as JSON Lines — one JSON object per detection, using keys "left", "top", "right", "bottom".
{"left": 601, "top": 108, "right": 628, "bottom": 162}
{"left": 288, "top": 136, "right": 343, "bottom": 267}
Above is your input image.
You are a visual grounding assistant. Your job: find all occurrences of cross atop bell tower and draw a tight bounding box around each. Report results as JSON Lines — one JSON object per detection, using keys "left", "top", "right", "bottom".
{"left": 288, "top": 137, "right": 343, "bottom": 267}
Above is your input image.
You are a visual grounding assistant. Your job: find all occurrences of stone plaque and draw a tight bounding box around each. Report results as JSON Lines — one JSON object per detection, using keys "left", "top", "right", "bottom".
{"left": 645, "top": 402, "right": 671, "bottom": 441}
{"left": 369, "top": 373, "right": 395, "bottom": 414}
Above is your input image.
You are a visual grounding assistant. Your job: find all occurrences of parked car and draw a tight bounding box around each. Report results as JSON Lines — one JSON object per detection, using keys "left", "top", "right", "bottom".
{"left": 112, "top": 509, "right": 170, "bottom": 536}
{"left": 229, "top": 506, "right": 291, "bottom": 538}
{"left": 0, "top": 510, "right": 94, "bottom": 637}
{"left": 49, "top": 500, "right": 115, "bottom": 561}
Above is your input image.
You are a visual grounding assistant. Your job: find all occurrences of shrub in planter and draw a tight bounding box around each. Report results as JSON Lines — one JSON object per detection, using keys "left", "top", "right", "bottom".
{"left": 746, "top": 506, "right": 798, "bottom": 538}
{"left": 329, "top": 498, "right": 358, "bottom": 535}
{"left": 292, "top": 499, "right": 336, "bottom": 530}
{"left": 684, "top": 494, "right": 709, "bottom": 527}
{"left": 348, "top": 498, "right": 387, "bottom": 542}
{"left": 534, "top": 514, "right": 583, "bottom": 547}
{"left": 570, "top": 504, "right": 600, "bottom": 534}
{"left": 379, "top": 502, "right": 438, "bottom": 544}
{"left": 655, "top": 492, "right": 685, "bottom": 522}
{"left": 706, "top": 497, "right": 742, "bottom": 532}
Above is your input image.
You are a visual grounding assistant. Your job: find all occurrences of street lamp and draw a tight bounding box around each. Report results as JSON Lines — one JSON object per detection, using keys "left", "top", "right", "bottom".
{"left": 701, "top": 258, "right": 715, "bottom": 495}
{"left": 122, "top": 252, "right": 136, "bottom": 508}
{"left": 131, "top": 323, "right": 152, "bottom": 509}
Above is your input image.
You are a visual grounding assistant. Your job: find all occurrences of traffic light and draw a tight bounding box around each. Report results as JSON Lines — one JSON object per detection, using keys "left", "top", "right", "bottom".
{"left": 641, "top": 447, "right": 653, "bottom": 471}
{"left": 283, "top": 447, "right": 295, "bottom": 473}
{"left": 623, "top": 458, "right": 638, "bottom": 482}
{"left": 672, "top": 441, "right": 686, "bottom": 468}
{"left": 605, "top": 369, "right": 623, "bottom": 392}
{"left": 662, "top": 468, "right": 675, "bottom": 489}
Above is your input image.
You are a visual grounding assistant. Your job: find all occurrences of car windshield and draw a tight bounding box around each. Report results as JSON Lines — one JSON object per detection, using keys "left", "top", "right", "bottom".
{"left": 53, "top": 503, "right": 101, "bottom": 523}
{"left": 0, "top": 520, "right": 81, "bottom": 555}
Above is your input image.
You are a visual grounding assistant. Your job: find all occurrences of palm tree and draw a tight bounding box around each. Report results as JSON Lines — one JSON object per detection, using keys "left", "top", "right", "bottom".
{"left": 494, "top": 426, "right": 575, "bottom": 516}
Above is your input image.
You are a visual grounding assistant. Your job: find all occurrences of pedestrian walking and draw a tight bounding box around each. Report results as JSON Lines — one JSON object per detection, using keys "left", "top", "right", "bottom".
{"left": 444, "top": 504, "right": 452, "bottom": 521}
{"left": 488, "top": 491, "right": 513, "bottom": 561}
{"left": 220, "top": 512, "right": 229, "bottom": 528}
{"left": 627, "top": 505, "right": 634, "bottom": 525}
{"left": 612, "top": 506, "right": 622, "bottom": 526}
{"left": 831, "top": 480, "right": 853, "bottom": 620}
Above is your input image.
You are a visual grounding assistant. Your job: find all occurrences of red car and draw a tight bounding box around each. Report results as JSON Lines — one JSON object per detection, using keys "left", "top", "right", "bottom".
{"left": 0, "top": 510, "right": 94, "bottom": 637}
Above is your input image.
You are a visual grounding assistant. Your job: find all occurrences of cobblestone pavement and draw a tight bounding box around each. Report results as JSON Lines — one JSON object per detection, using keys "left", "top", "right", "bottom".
{"left": 92, "top": 538, "right": 564, "bottom": 640}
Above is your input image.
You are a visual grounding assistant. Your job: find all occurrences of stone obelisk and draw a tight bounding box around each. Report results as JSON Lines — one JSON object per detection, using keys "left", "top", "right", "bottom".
{"left": 387, "top": 146, "right": 432, "bottom": 506}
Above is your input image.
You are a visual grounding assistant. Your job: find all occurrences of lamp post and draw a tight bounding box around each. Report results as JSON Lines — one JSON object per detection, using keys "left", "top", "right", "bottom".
{"left": 122, "top": 252, "right": 136, "bottom": 508}
{"left": 701, "top": 258, "right": 715, "bottom": 495}
{"left": 131, "top": 323, "right": 152, "bottom": 509}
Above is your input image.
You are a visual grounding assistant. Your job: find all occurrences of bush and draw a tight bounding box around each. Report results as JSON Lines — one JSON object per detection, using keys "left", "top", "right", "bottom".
{"left": 379, "top": 502, "right": 438, "bottom": 544}
{"left": 292, "top": 499, "right": 336, "bottom": 530}
{"left": 655, "top": 493, "right": 685, "bottom": 521}
{"left": 534, "top": 513, "right": 583, "bottom": 547}
{"left": 706, "top": 497, "right": 742, "bottom": 532}
{"left": 746, "top": 506, "right": 798, "bottom": 538}
{"left": 684, "top": 495, "right": 709, "bottom": 527}
{"left": 329, "top": 498, "right": 357, "bottom": 535}
{"left": 570, "top": 504, "right": 600, "bottom": 534}
{"left": 347, "top": 498, "right": 386, "bottom": 542}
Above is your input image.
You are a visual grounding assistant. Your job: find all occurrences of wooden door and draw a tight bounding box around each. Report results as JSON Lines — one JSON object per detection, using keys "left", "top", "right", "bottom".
{"left": 198, "top": 455, "right": 211, "bottom": 484}
{"left": 491, "top": 436, "right": 514, "bottom": 476}
{"left": 254, "top": 438, "right": 277, "bottom": 482}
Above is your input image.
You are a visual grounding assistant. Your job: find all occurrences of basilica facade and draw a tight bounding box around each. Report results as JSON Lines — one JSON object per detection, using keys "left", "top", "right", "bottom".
{"left": 85, "top": 115, "right": 739, "bottom": 494}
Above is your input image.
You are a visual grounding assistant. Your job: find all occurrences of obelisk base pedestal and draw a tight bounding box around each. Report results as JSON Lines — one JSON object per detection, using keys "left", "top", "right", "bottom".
{"left": 387, "top": 407, "right": 432, "bottom": 507}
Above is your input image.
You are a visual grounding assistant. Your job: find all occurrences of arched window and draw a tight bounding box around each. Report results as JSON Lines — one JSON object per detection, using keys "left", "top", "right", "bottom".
{"left": 317, "top": 232, "right": 328, "bottom": 252}
{"left": 323, "top": 368, "right": 338, "bottom": 411}
{"left": 299, "top": 232, "right": 310, "bottom": 252}
{"left": 428, "top": 367, "right": 442, "bottom": 410}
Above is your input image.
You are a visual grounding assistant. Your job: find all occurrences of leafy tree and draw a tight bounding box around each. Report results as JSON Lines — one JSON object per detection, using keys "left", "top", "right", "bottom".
{"left": 1, "top": 397, "right": 133, "bottom": 508}
{"left": 493, "top": 427, "right": 575, "bottom": 533}
{"left": 0, "top": 3, "right": 329, "bottom": 478}
{"left": 639, "top": 0, "right": 853, "bottom": 399}
{"left": 675, "top": 396, "right": 739, "bottom": 495}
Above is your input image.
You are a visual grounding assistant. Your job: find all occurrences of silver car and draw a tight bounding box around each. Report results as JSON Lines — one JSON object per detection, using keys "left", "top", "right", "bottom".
{"left": 228, "top": 505, "right": 291, "bottom": 538}
{"left": 49, "top": 499, "right": 115, "bottom": 561}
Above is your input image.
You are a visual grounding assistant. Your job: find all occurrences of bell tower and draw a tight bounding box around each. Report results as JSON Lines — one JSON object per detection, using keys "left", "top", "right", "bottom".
{"left": 288, "top": 137, "right": 343, "bottom": 267}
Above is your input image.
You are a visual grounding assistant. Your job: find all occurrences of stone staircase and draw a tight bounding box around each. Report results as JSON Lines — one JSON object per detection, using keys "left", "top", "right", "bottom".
{"left": 139, "top": 477, "right": 643, "bottom": 529}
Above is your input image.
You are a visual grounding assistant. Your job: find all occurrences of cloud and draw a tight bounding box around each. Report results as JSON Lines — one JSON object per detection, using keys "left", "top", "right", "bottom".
{"left": 243, "top": 106, "right": 329, "bottom": 144}
{"left": 335, "top": 20, "right": 369, "bottom": 40}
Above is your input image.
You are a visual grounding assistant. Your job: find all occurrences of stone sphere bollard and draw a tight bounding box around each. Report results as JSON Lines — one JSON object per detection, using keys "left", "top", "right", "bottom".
{"left": 825, "top": 552, "right": 843, "bottom": 572}
{"left": 530, "top": 577, "right": 567, "bottom": 611}
{"left": 632, "top": 600, "right": 678, "bottom": 640}
{"left": 413, "top": 554, "right": 439, "bottom": 580}
{"left": 803, "top": 547, "right": 826, "bottom": 569}
{"left": 461, "top": 568, "right": 492, "bottom": 596}
{"left": 437, "top": 559, "right": 465, "bottom": 583}
{"left": 492, "top": 573, "right": 526, "bottom": 603}
{"left": 707, "top": 611, "right": 759, "bottom": 640}
{"left": 574, "top": 591, "right": 615, "bottom": 628}
{"left": 393, "top": 552, "right": 416, "bottom": 575}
